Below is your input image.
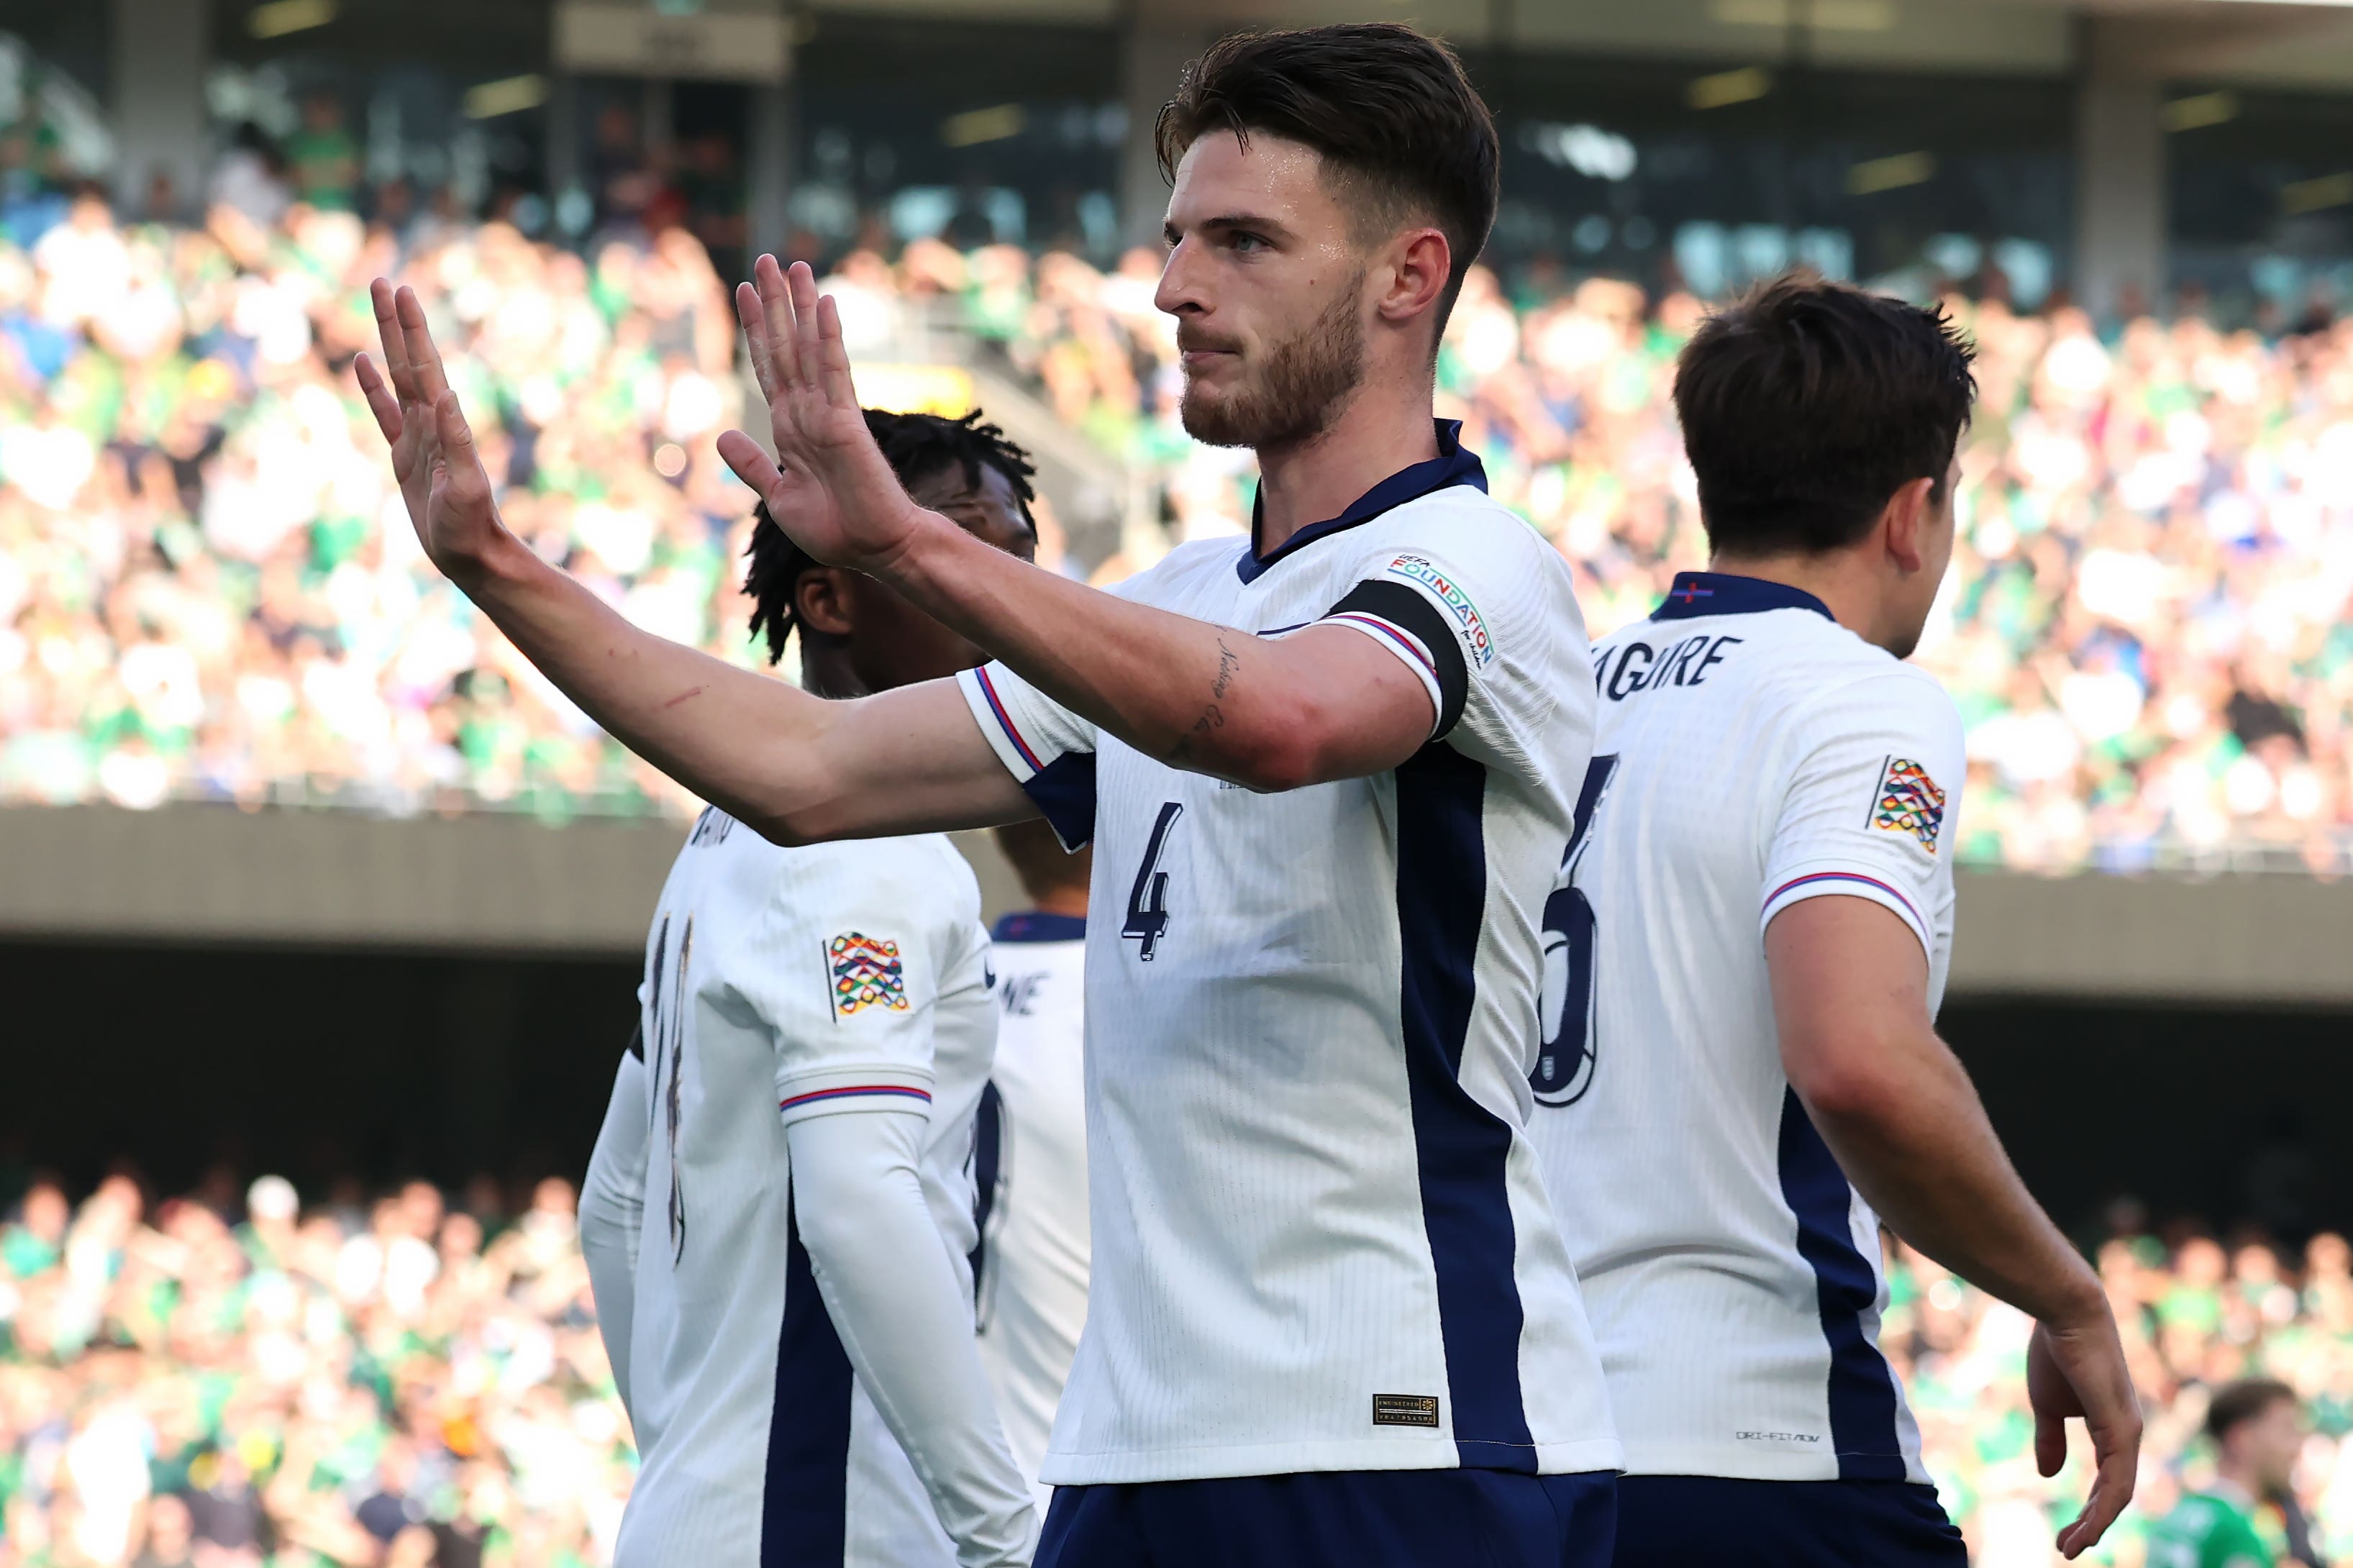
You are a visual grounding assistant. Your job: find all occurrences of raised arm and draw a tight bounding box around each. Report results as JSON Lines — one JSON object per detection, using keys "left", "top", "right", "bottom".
{"left": 352, "top": 281, "right": 1028, "bottom": 843}
{"left": 715, "top": 256, "right": 1436, "bottom": 790}
{"left": 1767, "top": 898, "right": 2140, "bottom": 1561}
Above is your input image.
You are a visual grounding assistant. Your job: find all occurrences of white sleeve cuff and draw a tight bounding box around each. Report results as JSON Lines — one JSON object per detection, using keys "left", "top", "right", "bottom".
{"left": 776, "top": 1063, "right": 937, "bottom": 1128}
{"left": 1316, "top": 613, "right": 1447, "bottom": 739}
{"left": 1760, "top": 864, "right": 1933, "bottom": 965}
{"left": 957, "top": 665, "right": 1045, "bottom": 784}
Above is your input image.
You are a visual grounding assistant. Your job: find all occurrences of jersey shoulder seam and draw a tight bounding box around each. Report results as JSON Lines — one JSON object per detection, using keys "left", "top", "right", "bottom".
{"left": 1380, "top": 483, "right": 1542, "bottom": 540}
{"left": 1131, "top": 536, "right": 1242, "bottom": 593}
{"left": 760, "top": 835, "right": 967, "bottom": 929}
{"left": 1782, "top": 641, "right": 1961, "bottom": 730}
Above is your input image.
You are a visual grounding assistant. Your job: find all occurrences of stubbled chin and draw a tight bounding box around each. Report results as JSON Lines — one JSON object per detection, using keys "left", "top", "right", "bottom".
{"left": 1180, "top": 386, "right": 1229, "bottom": 419}
{"left": 1180, "top": 393, "right": 1258, "bottom": 448}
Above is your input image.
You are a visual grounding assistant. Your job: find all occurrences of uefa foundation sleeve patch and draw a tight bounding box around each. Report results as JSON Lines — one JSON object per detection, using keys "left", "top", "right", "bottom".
{"left": 1385, "top": 554, "right": 1495, "bottom": 668}
{"left": 1870, "top": 756, "right": 1947, "bottom": 854}
{"left": 828, "top": 933, "right": 910, "bottom": 1018}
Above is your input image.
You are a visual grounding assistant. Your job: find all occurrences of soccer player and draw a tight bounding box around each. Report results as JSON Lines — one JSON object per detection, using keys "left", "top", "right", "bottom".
{"left": 579, "top": 1021, "right": 648, "bottom": 1403}
{"left": 357, "top": 22, "right": 1620, "bottom": 1567}
{"left": 970, "top": 820, "right": 1093, "bottom": 1514}
{"left": 568, "top": 411, "right": 1049, "bottom": 1568}
{"left": 1525, "top": 272, "right": 2140, "bottom": 1567}
{"left": 2149, "top": 1380, "right": 2308, "bottom": 1568}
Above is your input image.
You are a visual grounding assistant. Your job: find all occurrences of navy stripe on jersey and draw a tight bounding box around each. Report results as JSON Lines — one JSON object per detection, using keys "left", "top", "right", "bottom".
{"left": 969, "top": 1080, "right": 1005, "bottom": 1298}
{"left": 1023, "top": 753, "right": 1098, "bottom": 853}
{"left": 973, "top": 666, "right": 1101, "bottom": 851}
{"left": 1776, "top": 1089, "right": 1906, "bottom": 1481}
{"left": 1237, "top": 419, "right": 1489, "bottom": 583}
{"left": 1325, "top": 579, "right": 1469, "bottom": 738}
{"left": 763, "top": 1201, "right": 855, "bottom": 1567}
{"left": 1394, "top": 741, "right": 1536, "bottom": 1472}
{"left": 1652, "top": 570, "right": 1834, "bottom": 622}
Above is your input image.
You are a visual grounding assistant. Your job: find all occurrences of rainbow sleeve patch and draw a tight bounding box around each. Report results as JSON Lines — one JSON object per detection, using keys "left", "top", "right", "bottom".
{"left": 828, "top": 932, "right": 910, "bottom": 1018}
{"left": 1870, "top": 757, "right": 1947, "bottom": 854}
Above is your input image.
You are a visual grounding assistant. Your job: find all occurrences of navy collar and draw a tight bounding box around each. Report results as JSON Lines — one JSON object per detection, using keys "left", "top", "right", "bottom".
{"left": 1651, "top": 571, "right": 1834, "bottom": 623}
{"left": 1237, "top": 420, "right": 1488, "bottom": 584}
{"left": 992, "top": 911, "right": 1086, "bottom": 944}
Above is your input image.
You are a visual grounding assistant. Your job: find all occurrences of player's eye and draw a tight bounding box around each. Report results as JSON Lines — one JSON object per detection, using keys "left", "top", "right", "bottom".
{"left": 1229, "top": 232, "right": 1270, "bottom": 255}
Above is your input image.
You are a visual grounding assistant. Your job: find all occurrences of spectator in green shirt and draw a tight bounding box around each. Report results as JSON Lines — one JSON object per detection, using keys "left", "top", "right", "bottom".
{"left": 284, "top": 91, "right": 360, "bottom": 213}
{"left": 2151, "top": 1379, "right": 2308, "bottom": 1568}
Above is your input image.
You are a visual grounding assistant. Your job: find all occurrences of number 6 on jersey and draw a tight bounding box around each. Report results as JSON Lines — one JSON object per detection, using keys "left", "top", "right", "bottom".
{"left": 1533, "top": 755, "right": 1618, "bottom": 1105}
{"left": 1122, "top": 801, "right": 1183, "bottom": 961}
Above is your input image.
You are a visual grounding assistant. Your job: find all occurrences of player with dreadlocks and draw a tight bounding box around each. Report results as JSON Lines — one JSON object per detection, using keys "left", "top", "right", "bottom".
{"left": 745, "top": 411, "right": 1041, "bottom": 696}
{"left": 578, "top": 409, "right": 1044, "bottom": 1568}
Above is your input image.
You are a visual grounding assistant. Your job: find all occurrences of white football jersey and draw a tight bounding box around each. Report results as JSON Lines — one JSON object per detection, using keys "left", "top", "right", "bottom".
{"left": 955, "top": 423, "right": 1621, "bottom": 1486}
{"left": 1528, "top": 570, "right": 1966, "bottom": 1485}
{"left": 614, "top": 810, "right": 997, "bottom": 1567}
{"left": 971, "top": 911, "right": 1091, "bottom": 1513}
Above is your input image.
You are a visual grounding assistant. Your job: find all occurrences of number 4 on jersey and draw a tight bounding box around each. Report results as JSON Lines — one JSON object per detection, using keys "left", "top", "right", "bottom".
{"left": 1122, "top": 801, "right": 1183, "bottom": 961}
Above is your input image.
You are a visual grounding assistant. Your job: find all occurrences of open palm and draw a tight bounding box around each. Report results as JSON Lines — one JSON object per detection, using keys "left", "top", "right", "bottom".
{"left": 353, "top": 278, "right": 506, "bottom": 582}
{"left": 715, "top": 255, "right": 924, "bottom": 571}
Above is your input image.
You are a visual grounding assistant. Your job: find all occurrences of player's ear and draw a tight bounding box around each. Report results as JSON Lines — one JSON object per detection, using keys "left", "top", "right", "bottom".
{"left": 796, "top": 568, "right": 857, "bottom": 638}
{"left": 1375, "top": 227, "right": 1451, "bottom": 332}
{"left": 1880, "top": 475, "right": 1936, "bottom": 576}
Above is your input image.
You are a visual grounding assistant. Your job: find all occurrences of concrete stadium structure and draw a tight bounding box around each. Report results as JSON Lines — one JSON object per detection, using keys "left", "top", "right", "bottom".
{"left": 2, "top": 803, "right": 2348, "bottom": 1002}
{"left": 55, "top": 0, "right": 2353, "bottom": 320}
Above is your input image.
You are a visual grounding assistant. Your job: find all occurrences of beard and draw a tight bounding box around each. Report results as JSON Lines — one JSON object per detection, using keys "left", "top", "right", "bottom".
{"left": 1180, "top": 273, "right": 1367, "bottom": 450}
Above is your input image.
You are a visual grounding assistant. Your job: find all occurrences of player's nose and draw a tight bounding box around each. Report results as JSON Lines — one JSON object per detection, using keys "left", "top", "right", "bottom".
{"left": 1154, "top": 237, "right": 1209, "bottom": 319}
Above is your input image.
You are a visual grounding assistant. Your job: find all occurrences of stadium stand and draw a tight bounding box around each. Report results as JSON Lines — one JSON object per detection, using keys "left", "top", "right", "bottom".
{"left": 1, "top": 192, "right": 2349, "bottom": 872}
{"left": 4, "top": 10, "right": 2353, "bottom": 1563}
{"left": 4, "top": 1172, "right": 2352, "bottom": 1564}
{"left": 0, "top": 1172, "right": 629, "bottom": 1568}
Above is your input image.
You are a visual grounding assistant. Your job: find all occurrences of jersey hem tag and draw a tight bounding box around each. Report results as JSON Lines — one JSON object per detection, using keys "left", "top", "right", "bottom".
{"left": 1373, "top": 1394, "right": 1441, "bottom": 1428}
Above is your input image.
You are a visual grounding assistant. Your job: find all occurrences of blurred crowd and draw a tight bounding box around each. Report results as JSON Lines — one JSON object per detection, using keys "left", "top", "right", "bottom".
{"left": 0, "top": 1172, "right": 628, "bottom": 1568}
{"left": 0, "top": 183, "right": 755, "bottom": 821}
{"left": 3, "top": 169, "right": 2353, "bottom": 868}
{"left": 949, "top": 248, "right": 2353, "bottom": 875}
{"left": 1885, "top": 1228, "right": 2353, "bottom": 1565}
{"left": 4, "top": 1170, "right": 2349, "bottom": 1567}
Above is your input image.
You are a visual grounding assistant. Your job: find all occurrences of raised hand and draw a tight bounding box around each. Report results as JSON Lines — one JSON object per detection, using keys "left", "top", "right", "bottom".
{"left": 2029, "top": 1313, "right": 2142, "bottom": 1559}
{"left": 354, "top": 279, "right": 509, "bottom": 583}
{"left": 715, "top": 255, "right": 932, "bottom": 573}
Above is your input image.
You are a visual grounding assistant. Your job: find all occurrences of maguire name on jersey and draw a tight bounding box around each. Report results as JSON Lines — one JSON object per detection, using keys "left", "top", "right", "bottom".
{"left": 953, "top": 423, "right": 1621, "bottom": 1486}
{"left": 616, "top": 811, "right": 998, "bottom": 1567}
{"left": 1526, "top": 571, "right": 1965, "bottom": 1486}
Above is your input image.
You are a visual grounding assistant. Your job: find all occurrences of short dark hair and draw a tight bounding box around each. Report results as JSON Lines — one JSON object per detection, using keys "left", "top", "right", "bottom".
{"left": 1155, "top": 23, "right": 1498, "bottom": 325}
{"left": 743, "top": 409, "right": 1037, "bottom": 665}
{"left": 2207, "top": 1379, "right": 2295, "bottom": 1446}
{"left": 1673, "top": 270, "right": 1977, "bottom": 558}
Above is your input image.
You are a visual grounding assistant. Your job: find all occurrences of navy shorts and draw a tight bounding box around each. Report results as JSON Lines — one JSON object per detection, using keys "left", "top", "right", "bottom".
{"left": 1612, "top": 1475, "right": 1965, "bottom": 1567}
{"left": 1037, "top": 1469, "right": 1618, "bottom": 1568}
